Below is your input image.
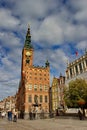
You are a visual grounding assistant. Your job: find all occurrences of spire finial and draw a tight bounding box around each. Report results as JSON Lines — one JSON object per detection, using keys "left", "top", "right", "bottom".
{"left": 24, "top": 24, "right": 33, "bottom": 49}
{"left": 28, "top": 23, "right": 30, "bottom": 29}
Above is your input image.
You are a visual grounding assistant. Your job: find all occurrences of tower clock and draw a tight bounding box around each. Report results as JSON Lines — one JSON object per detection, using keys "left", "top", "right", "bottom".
{"left": 25, "top": 51, "right": 32, "bottom": 64}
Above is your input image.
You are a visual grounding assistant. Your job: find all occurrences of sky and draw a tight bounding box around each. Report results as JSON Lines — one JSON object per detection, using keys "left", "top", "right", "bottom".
{"left": 0, "top": 0, "right": 87, "bottom": 101}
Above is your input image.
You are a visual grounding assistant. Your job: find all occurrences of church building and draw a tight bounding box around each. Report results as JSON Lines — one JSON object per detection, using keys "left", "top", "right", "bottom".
{"left": 16, "top": 26, "right": 50, "bottom": 119}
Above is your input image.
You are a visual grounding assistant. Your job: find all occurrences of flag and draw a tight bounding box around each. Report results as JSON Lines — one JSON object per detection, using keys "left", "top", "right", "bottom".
{"left": 75, "top": 51, "right": 78, "bottom": 56}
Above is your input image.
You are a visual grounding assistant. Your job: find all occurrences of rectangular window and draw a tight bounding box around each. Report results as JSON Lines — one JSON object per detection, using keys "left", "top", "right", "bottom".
{"left": 28, "top": 84, "right": 32, "bottom": 90}
{"left": 86, "top": 59, "right": 87, "bottom": 66}
{"left": 34, "top": 84, "right": 37, "bottom": 91}
{"left": 28, "top": 95, "right": 32, "bottom": 102}
{"left": 83, "top": 61, "right": 85, "bottom": 68}
{"left": 40, "top": 95, "right": 43, "bottom": 103}
{"left": 39, "top": 85, "right": 42, "bottom": 91}
{"left": 45, "top": 96, "right": 48, "bottom": 103}
{"left": 44, "top": 85, "right": 48, "bottom": 91}
{"left": 70, "top": 68, "right": 72, "bottom": 76}
{"left": 35, "top": 73, "right": 37, "bottom": 75}
{"left": 75, "top": 65, "right": 78, "bottom": 74}
{"left": 79, "top": 63, "right": 82, "bottom": 73}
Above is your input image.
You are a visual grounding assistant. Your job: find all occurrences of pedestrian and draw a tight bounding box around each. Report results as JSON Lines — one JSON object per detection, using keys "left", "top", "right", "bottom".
{"left": 78, "top": 109, "right": 83, "bottom": 120}
{"left": 13, "top": 110, "right": 18, "bottom": 122}
{"left": 33, "top": 109, "right": 36, "bottom": 120}
{"left": 8, "top": 110, "right": 12, "bottom": 121}
{"left": 29, "top": 111, "right": 32, "bottom": 120}
{"left": 1, "top": 111, "right": 5, "bottom": 119}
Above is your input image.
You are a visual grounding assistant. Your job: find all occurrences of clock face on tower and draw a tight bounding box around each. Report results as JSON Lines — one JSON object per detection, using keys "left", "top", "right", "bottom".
{"left": 26, "top": 51, "right": 31, "bottom": 57}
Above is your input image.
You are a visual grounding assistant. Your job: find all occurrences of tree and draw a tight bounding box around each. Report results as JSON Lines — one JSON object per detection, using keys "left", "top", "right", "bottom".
{"left": 64, "top": 78, "right": 87, "bottom": 108}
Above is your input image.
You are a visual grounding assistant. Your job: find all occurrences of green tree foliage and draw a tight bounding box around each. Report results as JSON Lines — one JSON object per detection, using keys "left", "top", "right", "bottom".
{"left": 64, "top": 78, "right": 87, "bottom": 108}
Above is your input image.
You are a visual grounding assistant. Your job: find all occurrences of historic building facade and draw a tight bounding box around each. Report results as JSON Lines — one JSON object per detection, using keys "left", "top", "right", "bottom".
{"left": 51, "top": 75, "right": 65, "bottom": 112}
{"left": 0, "top": 95, "right": 16, "bottom": 112}
{"left": 16, "top": 26, "right": 50, "bottom": 119}
{"left": 65, "top": 51, "right": 87, "bottom": 85}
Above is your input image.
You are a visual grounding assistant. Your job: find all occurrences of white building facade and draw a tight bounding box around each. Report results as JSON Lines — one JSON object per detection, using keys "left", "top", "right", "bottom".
{"left": 65, "top": 52, "right": 87, "bottom": 85}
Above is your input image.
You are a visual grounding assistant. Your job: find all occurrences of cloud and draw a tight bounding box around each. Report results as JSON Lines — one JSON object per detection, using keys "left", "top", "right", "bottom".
{"left": 67, "top": 0, "right": 87, "bottom": 23}
{"left": 0, "top": 8, "right": 20, "bottom": 29}
{"left": 33, "top": 15, "right": 64, "bottom": 45}
{"left": 76, "top": 40, "right": 87, "bottom": 50}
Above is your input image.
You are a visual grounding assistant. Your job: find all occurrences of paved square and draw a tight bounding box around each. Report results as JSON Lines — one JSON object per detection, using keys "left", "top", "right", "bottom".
{"left": 0, "top": 118, "right": 87, "bottom": 130}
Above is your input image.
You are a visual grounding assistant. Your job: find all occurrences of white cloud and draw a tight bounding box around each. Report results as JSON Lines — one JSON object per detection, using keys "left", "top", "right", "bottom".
{"left": 67, "top": 0, "right": 87, "bottom": 23}
{"left": 76, "top": 40, "right": 87, "bottom": 50}
{"left": 33, "top": 15, "right": 64, "bottom": 45}
{"left": 0, "top": 32, "right": 20, "bottom": 47}
{"left": 0, "top": 8, "right": 20, "bottom": 29}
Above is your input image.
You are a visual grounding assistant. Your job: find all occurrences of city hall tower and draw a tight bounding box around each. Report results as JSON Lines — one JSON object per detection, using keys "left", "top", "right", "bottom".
{"left": 16, "top": 25, "right": 50, "bottom": 119}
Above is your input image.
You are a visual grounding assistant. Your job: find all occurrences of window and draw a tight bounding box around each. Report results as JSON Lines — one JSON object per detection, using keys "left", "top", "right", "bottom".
{"left": 79, "top": 63, "right": 82, "bottom": 73}
{"left": 39, "top": 73, "right": 42, "bottom": 76}
{"left": 39, "top": 85, "right": 42, "bottom": 91}
{"left": 70, "top": 68, "right": 72, "bottom": 76}
{"left": 34, "top": 95, "right": 38, "bottom": 104}
{"left": 34, "top": 84, "right": 37, "bottom": 91}
{"left": 26, "top": 58, "right": 30, "bottom": 64}
{"left": 44, "top": 85, "right": 48, "bottom": 91}
{"left": 45, "top": 96, "right": 48, "bottom": 103}
{"left": 30, "top": 72, "right": 32, "bottom": 75}
{"left": 28, "top": 95, "right": 32, "bottom": 102}
{"left": 28, "top": 84, "right": 32, "bottom": 90}
{"left": 35, "top": 73, "right": 37, "bottom": 75}
{"left": 86, "top": 59, "right": 87, "bottom": 66}
{"left": 40, "top": 95, "right": 43, "bottom": 103}
{"left": 75, "top": 65, "right": 78, "bottom": 74}
{"left": 83, "top": 62, "right": 85, "bottom": 69}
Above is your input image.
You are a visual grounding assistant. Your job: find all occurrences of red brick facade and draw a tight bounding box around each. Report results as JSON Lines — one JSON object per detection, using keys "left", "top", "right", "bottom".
{"left": 16, "top": 26, "right": 50, "bottom": 118}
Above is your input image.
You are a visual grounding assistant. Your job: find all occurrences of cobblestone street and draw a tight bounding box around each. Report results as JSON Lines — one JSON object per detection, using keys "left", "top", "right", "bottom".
{"left": 0, "top": 118, "right": 87, "bottom": 130}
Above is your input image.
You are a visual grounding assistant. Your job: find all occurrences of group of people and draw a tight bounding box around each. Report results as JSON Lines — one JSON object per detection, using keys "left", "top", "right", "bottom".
{"left": 0, "top": 109, "right": 18, "bottom": 122}
{"left": 8, "top": 110, "right": 18, "bottom": 122}
{"left": 29, "top": 108, "right": 37, "bottom": 120}
{"left": 29, "top": 106, "right": 48, "bottom": 120}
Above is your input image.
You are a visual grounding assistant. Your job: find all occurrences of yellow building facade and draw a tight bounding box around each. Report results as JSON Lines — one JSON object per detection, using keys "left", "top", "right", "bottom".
{"left": 51, "top": 75, "right": 65, "bottom": 112}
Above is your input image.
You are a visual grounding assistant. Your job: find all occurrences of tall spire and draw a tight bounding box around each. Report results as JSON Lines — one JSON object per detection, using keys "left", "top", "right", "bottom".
{"left": 24, "top": 25, "right": 33, "bottom": 49}
{"left": 45, "top": 60, "right": 50, "bottom": 67}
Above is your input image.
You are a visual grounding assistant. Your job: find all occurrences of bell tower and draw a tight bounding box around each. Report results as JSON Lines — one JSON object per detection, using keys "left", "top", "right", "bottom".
{"left": 21, "top": 25, "right": 34, "bottom": 75}
{"left": 17, "top": 25, "right": 50, "bottom": 119}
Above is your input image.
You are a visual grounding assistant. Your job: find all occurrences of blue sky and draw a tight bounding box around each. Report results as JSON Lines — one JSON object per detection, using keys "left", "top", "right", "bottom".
{"left": 0, "top": 0, "right": 87, "bottom": 100}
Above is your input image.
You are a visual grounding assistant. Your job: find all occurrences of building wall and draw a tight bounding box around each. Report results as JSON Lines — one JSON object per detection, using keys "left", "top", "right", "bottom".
{"left": 0, "top": 96, "right": 16, "bottom": 112}
{"left": 16, "top": 26, "right": 50, "bottom": 117}
{"left": 65, "top": 52, "right": 87, "bottom": 85}
{"left": 51, "top": 77, "right": 59, "bottom": 111}
{"left": 24, "top": 66, "right": 50, "bottom": 113}
{"left": 51, "top": 76, "right": 65, "bottom": 112}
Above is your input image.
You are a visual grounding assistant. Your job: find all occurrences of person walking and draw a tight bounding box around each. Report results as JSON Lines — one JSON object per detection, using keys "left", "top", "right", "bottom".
{"left": 13, "top": 110, "right": 18, "bottom": 122}
{"left": 8, "top": 110, "right": 12, "bottom": 121}
{"left": 29, "top": 111, "right": 32, "bottom": 120}
{"left": 1, "top": 111, "right": 6, "bottom": 119}
{"left": 78, "top": 109, "right": 83, "bottom": 120}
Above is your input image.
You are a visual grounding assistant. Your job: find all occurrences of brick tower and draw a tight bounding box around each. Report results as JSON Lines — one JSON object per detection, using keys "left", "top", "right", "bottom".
{"left": 16, "top": 25, "right": 50, "bottom": 119}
